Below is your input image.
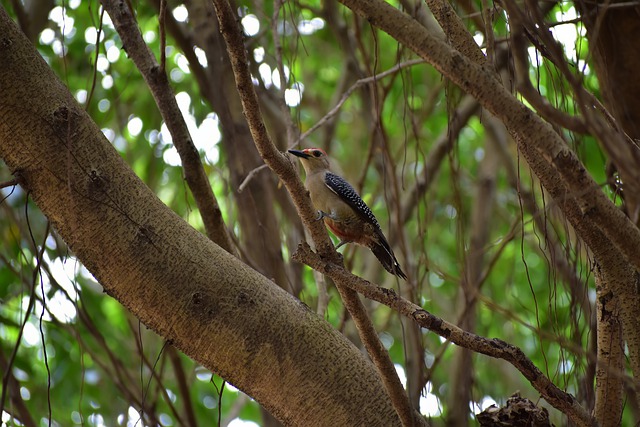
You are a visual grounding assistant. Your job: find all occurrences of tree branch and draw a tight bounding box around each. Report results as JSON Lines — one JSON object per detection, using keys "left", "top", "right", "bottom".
{"left": 292, "top": 242, "right": 597, "bottom": 427}
{"left": 337, "top": 0, "right": 640, "bottom": 310}
{"left": 508, "top": 12, "right": 588, "bottom": 134}
{"left": 0, "top": 6, "right": 411, "bottom": 425}
{"left": 210, "top": 0, "right": 421, "bottom": 424}
{"left": 100, "top": 0, "right": 235, "bottom": 254}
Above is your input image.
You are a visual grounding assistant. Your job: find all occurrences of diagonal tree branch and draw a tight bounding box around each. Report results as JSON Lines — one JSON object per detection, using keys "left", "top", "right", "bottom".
{"left": 209, "top": 0, "right": 422, "bottom": 425}
{"left": 100, "top": 0, "right": 234, "bottom": 254}
{"left": 292, "top": 242, "right": 596, "bottom": 427}
{"left": 336, "top": 0, "right": 640, "bottom": 274}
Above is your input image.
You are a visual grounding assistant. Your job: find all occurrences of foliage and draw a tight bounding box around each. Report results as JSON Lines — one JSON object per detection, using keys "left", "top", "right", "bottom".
{"left": 0, "top": 0, "right": 632, "bottom": 425}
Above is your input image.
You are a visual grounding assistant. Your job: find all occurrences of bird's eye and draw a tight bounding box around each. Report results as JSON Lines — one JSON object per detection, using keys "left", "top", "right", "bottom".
{"left": 313, "top": 150, "right": 323, "bottom": 157}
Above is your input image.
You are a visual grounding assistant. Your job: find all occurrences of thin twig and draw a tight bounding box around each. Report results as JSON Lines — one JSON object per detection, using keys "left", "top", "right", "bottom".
{"left": 85, "top": 8, "right": 105, "bottom": 110}
{"left": 237, "top": 164, "right": 268, "bottom": 193}
{"left": 0, "top": 178, "right": 18, "bottom": 189}
{"left": 159, "top": 0, "right": 167, "bottom": 73}
{"left": 506, "top": 4, "right": 588, "bottom": 134}
{"left": 296, "top": 59, "right": 425, "bottom": 145}
{"left": 400, "top": 95, "right": 480, "bottom": 224}
{"left": 0, "top": 219, "right": 48, "bottom": 424}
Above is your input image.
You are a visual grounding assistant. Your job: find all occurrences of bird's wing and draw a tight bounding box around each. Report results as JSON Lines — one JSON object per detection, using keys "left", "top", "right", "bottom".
{"left": 324, "top": 172, "right": 382, "bottom": 230}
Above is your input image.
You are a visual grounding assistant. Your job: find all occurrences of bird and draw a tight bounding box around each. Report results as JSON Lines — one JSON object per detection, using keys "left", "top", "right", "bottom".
{"left": 289, "top": 148, "right": 407, "bottom": 280}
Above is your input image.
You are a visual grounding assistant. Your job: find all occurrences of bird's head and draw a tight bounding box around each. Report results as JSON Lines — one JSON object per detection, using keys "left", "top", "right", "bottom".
{"left": 288, "top": 148, "right": 330, "bottom": 173}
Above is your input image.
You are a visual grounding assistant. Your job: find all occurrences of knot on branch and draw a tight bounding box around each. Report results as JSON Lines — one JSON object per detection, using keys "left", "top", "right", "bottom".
{"left": 292, "top": 241, "right": 342, "bottom": 270}
{"left": 291, "top": 241, "right": 313, "bottom": 264}
{"left": 381, "top": 287, "right": 397, "bottom": 298}
{"left": 490, "top": 338, "right": 508, "bottom": 349}
{"left": 477, "top": 393, "right": 552, "bottom": 427}
{"left": 411, "top": 309, "right": 450, "bottom": 338}
{"left": 5, "top": 170, "right": 26, "bottom": 191}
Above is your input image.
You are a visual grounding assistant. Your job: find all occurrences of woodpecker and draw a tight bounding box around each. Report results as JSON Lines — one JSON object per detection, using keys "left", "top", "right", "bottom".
{"left": 289, "top": 148, "right": 407, "bottom": 280}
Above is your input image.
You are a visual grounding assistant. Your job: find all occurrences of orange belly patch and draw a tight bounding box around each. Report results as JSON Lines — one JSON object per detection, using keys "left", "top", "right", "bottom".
{"left": 324, "top": 218, "right": 364, "bottom": 244}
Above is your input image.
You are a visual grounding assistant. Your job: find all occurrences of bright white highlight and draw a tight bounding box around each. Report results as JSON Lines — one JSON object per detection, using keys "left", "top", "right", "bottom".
{"left": 473, "top": 396, "right": 498, "bottom": 415}
{"left": 106, "top": 44, "right": 120, "bottom": 63}
{"left": 76, "top": 89, "right": 88, "bottom": 104}
{"left": 394, "top": 365, "right": 442, "bottom": 417}
{"left": 395, "top": 364, "right": 407, "bottom": 387}
{"left": 49, "top": 7, "right": 75, "bottom": 33}
{"left": 420, "top": 382, "right": 442, "bottom": 417}
{"left": 285, "top": 82, "right": 304, "bottom": 107}
{"left": 551, "top": 6, "right": 581, "bottom": 63}
{"left": 194, "top": 47, "right": 208, "bottom": 67}
{"left": 96, "top": 55, "right": 110, "bottom": 73}
{"left": 40, "top": 28, "right": 56, "bottom": 45}
{"left": 473, "top": 32, "right": 484, "bottom": 47}
{"left": 242, "top": 15, "right": 260, "bottom": 36}
{"left": 298, "top": 17, "right": 325, "bottom": 35}
{"left": 102, "top": 75, "right": 113, "bottom": 90}
{"left": 144, "top": 31, "right": 157, "bottom": 43}
{"left": 253, "top": 47, "right": 265, "bottom": 63}
{"left": 159, "top": 93, "right": 221, "bottom": 166}
{"left": 172, "top": 5, "right": 189, "bottom": 22}
{"left": 259, "top": 63, "right": 272, "bottom": 87}
{"left": 176, "top": 53, "right": 191, "bottom": 74}
{"left": 271, "top": 65, "right": 290, "bottom": 90}
{"left": 84, "top": 27, "right": 104, "bottom": 45}
{"left": 228, "top": 419, "right": 259, "bottom": 427}
{"left": 127, "top": 116, "right": 143, "bottom": 137}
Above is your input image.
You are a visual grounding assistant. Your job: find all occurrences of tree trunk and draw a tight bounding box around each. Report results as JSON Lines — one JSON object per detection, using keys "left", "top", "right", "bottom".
{"left": 0, "top": 7, "right": 404, "bottom": 426}
{"left": 577, "top": 2, "right": 640, "bottom": 406}
{"left": 594, "top": 264, "right": 624, "bottom": 426}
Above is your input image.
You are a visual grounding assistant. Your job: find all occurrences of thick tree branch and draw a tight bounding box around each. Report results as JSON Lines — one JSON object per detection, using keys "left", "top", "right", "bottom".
{"left": 594, "top": 265, "right": 624, "bottom": 425}
{"left": 339, "top": 0, "right": 640, "bottom": 410}
{"left": 504, "top": 0, "right": 640, "bottom": 217}
{"left": 424, "top": 0, "right": 487, "bottom": 65}
{"left": 209, "top": 0, "right": 330, "bottom": 253}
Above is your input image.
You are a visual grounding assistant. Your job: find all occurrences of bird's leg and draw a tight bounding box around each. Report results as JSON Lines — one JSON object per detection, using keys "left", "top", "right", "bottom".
{"left": 335, "top": 240, "right": 348, "bottom": 249}
{"left": 316, "top": 210, "right": 338, "bottom": 221}
{"left": 317, "top": 211, "right": 348, "bottom": 248}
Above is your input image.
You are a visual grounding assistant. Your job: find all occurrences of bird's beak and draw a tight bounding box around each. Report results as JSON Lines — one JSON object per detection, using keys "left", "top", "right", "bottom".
{"left": 288, "top": 149, "right": 310, "bottom": 159}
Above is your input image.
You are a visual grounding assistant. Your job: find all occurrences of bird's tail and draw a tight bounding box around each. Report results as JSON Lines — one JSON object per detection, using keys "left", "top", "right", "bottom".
{"left": 370, "top": 234, "right": 407, "bottom": 280}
